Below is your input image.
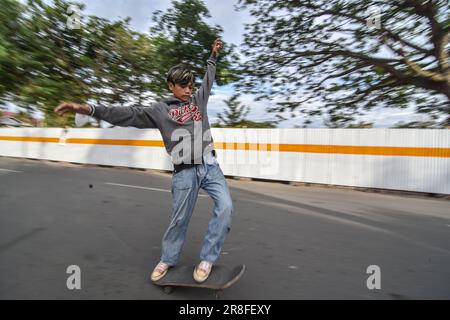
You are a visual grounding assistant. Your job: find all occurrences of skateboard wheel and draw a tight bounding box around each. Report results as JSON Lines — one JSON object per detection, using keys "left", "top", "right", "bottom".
{"left": 163, "top": 286, "right": 174, "bottom": 294}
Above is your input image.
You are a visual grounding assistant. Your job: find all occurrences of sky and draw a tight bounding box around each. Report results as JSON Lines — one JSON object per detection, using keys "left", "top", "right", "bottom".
{"left": 9, "top": 0, "right": 430, "bottom": 128}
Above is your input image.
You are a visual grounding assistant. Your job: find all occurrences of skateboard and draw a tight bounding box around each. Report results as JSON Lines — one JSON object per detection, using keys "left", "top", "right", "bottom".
{"left": 153, "top": 264, "right": 245, "bottom": 298}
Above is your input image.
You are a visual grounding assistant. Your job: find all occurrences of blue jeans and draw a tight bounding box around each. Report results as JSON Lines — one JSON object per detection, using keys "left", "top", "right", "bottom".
{"left": 161, "top": 151, "right": 233, "bottom": 265}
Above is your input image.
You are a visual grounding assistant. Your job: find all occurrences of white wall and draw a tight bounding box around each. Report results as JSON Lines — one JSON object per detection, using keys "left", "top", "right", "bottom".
{"left": 1, "top": 128, "right": 449, "bottom": 194}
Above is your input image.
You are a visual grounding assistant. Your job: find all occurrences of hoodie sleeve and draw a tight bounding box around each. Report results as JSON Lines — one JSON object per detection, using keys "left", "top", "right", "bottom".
{"left": 91, "top": 104, "right": 159, "bottom": 129}
{"left": 193, "top": 54, "right": 217, "bottom": 109}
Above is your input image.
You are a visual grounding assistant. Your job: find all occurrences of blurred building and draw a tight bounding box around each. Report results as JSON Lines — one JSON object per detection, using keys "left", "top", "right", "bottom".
{"left": 0, "top": 111, "right": 43, "bottom": 127}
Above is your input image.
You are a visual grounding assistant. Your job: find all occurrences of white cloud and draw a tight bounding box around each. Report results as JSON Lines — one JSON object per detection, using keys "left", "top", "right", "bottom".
{"left": 78, "top": 0, "right": 171, "bottom": 33}
{"left": 355, "top": 106, "right": 431, "bottom": 128}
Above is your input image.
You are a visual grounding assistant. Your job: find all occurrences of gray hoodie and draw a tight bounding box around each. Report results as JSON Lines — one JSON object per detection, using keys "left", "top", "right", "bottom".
{"left": 90, "top": 55, "right": 217, "bottom": 168}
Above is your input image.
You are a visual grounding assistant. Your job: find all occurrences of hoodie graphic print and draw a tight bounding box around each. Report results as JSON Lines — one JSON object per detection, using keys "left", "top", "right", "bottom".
{"left": 169, "top": 103, "right": 202, "bottom": 123}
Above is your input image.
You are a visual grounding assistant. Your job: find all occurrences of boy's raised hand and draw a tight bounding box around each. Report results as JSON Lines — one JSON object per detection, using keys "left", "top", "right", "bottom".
{"left": 211, "top": 38, "right": 223, "bottom": 57}
{"left": 54, "top": 102, "right": 91, "bottom": 116}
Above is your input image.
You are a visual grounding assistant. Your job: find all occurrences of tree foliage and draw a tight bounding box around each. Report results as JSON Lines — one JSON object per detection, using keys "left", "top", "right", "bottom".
{"left": 213, "top": 94, "right": 277, "bottom": 128}
{"left": 0, "top": 0, "right": 236, "bottom": 126}
{"left": 237, "top": 0, "right": 450, "bottom": 127}
{"left": 150, "top": 0, "right": 239, "bottom": 97}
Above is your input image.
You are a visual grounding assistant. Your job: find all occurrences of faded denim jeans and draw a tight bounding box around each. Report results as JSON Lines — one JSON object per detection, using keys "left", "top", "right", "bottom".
{"left": 161, "top": 151, "right": 233, "bottom": 265}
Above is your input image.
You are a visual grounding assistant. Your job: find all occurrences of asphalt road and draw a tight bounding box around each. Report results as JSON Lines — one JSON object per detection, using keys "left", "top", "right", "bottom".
{"left": 1, "top": 157, "right": 449, "bottom": 300}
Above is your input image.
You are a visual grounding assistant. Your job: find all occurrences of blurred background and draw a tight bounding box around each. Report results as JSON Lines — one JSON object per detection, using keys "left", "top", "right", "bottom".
{"left": 0, "top": 0, "right": 449, "bottom": 128}
{"left": 1, "top": 1, "right": 450, "bottom": 300}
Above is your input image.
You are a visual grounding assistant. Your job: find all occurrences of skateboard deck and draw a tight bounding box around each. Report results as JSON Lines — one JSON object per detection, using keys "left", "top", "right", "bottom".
{"left": 153, "top": 264, "right": 245, "bottom": 298}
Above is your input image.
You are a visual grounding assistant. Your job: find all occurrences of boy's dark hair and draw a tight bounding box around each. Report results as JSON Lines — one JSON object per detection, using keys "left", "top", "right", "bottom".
{"left": 167, "top": 63, "right": 195, "bottom": 86}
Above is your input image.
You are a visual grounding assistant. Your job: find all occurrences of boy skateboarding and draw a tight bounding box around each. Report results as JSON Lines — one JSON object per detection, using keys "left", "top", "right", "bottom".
{"left": 54, "top": 39, "right": 233, "bottom": 283}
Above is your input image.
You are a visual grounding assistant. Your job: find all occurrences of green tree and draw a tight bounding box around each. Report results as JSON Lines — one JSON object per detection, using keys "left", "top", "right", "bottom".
{"left": 346, "top": 122, "right": 374, "bottom": 128}
{"left": 212, "top": 119, "right": 277, "bottom": 128}
{"left": 213, "top": 94, "right": 277, "bottom": 128}
{"left": 0, "top": 0, "right": 27, "bottom": 100}
{"left": 237, "top": 0, "right": 450, "bottom": 127}
{"left": 394, "top": 120, "right": 438, "bottom": 128}
{"left": 217, "top": 94, "right": 249, "bottom": 126}
{"left": 15, "top": 111, "right": 33, "bottom": 125}
{"left": 237, "top": 120, "right": 275, "bottom": 128}
{"left": 84, "top": 17, "right": 158, "bottom": 109}
{"left": 0, "top": 0, "right": 161, "bottom": 126}
{"left": 150, "top": 0, "right": 239, "bottom": 97}
{"left": 0, "top": 0, "right": 238, "bottom": 127}
{"left": 0, "top": 0, "right": 91, "bottom": 126}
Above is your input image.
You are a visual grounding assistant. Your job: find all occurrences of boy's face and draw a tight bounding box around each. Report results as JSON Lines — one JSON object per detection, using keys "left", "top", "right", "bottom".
{"left": 168, "top": 82, "right": 193, "bottom": 102}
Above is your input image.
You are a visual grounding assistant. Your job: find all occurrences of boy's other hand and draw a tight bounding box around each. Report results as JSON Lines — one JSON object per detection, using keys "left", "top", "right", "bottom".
{"left": 211, "top": 38, "right": 223, "bottom": 57}
{"left": 54, "top": 102, "right": 91, "bottom": 116}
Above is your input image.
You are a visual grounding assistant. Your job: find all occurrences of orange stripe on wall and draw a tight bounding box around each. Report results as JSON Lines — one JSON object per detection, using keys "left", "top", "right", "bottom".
{"left": 1, "top": 136, "right": 449, "bottom": 158}
{"left": 213, "top": 142, "right": 450, "bottom": 157}
{"left": 0, "top": 136, "right": 59, "bottom": 143}
{"left": 66, "top": 138, "right": 165, "bottom": 147}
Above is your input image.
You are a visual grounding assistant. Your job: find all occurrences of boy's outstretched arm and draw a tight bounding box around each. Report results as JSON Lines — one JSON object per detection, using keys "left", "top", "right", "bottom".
{"left": 194, "top": 38, "right": 223, "bottom": 108}
{"left": 54, "top": 102, "right": 159, "bottom": 128}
